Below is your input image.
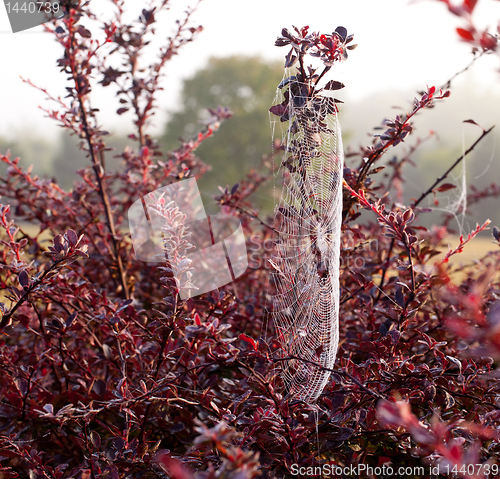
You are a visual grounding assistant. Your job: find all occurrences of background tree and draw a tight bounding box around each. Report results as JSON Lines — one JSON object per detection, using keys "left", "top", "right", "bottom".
{"left": 161, "top": 55, "right": 283, "bottom": 213}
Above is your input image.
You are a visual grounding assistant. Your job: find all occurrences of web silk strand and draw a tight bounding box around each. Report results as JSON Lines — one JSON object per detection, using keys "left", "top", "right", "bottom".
{"left": 271, "top": 73, "right": 344, "bottom": 403}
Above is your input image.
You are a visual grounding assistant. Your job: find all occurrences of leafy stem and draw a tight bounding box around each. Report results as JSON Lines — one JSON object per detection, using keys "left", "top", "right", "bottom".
{"left": 64, "top": 10, "right": 130, "bottom": 299}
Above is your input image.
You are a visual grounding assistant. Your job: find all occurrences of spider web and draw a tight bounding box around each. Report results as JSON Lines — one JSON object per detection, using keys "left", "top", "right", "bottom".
{"left": 269, "top": 69, "right": 344, "bottom": 403}
{"left": 418, "top": 127, "right": 475, "bottom": 238}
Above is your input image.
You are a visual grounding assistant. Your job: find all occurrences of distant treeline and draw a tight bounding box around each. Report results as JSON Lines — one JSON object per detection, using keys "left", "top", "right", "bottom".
{"left": 1, "top": 67, "right": 499, "bottom": 233}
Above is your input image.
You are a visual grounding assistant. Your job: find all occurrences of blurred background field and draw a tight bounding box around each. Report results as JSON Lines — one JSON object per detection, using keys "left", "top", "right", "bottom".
{"left": 438, "top": 234, "right": 498, "bottom": 266}
{"left": 14, "top": 220, "right": 500, "bottom": 274}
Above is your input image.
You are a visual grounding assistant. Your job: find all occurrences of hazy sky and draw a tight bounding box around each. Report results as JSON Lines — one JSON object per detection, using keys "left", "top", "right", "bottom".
{"left": 1, "top": 0, "right": 499, "bottom": 141}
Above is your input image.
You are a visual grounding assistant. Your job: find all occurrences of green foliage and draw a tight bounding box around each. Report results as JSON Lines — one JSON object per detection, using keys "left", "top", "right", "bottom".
{"left": 161, "top": 56, "right": 283, "bottom": 212}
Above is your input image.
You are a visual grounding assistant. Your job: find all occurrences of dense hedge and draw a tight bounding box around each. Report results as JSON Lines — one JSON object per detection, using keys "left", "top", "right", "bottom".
{"left": 0, "top": 1, "right": 499, "bottom": 478}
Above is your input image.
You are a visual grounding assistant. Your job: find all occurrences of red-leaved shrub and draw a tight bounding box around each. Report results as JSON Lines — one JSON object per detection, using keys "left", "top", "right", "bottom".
{"left": 1, "top": 1, "right": 500, "bottom": 478}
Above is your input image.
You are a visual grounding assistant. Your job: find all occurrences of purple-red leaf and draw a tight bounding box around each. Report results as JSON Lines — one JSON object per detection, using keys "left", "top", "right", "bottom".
{"left": 434, "top": 183, "right": 456, "bottom": 192}
{"left": 18, "top": 270, "right": 29, "bottom": 288}
{"left": 324, "top": 80, "right": 345, "bottom": 91}
{"left": 457, "top": 27, "right": 475, "bottom": 41}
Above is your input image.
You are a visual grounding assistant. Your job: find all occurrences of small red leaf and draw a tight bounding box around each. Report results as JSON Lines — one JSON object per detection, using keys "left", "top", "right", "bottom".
{"left": 269, "top": 103, "right": 288, "bottom": 119}
{"left": 324, "top": 80, "right": 345, "bottom": 91}
{"left": 66, "top": 312, "right": 77, "bottom": 329}
{"left": 239, "top": 333, "right": 258, "bottom": 351}
{"left": 284, "top": 48, "right": 297, "bottom": 68}
{"left": 456, "top": 27, "right": 475, "bottom": 41}
{"left": 434, "top": 183, "right": 456, "bottom": 192}
{"left": 463, "top": 0, "right": 478, "bottom": 14}
{"left": 66, "top": 229, "right": 78, "bottom": 246}
{"left": 275, "top": 38, "right": 290, "bottom": 47}
{"left": 480, "top": 32, "right": 498, "bottom": 51}
{"left": 0, "top": 467, "right": 19, "bottom": 478}
{"left": 156, "top": 451, "right": 194, "bottom": 479}
{"left": 463, "top": 119, "right": 480, "bottom": 127}
{"left": 19, "top": 270, "right": 29, "bottom": 288}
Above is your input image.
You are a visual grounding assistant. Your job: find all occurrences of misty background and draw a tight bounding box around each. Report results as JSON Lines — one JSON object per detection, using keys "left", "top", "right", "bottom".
{"left": 0, "top": 0, "right": 499, "bottom": 236}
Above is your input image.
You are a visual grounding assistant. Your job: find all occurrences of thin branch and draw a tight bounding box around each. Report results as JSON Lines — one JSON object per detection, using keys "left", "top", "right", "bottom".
{"left": 139, "top": 330, "right": 171, "bottom": 445}
{"left": 275, "top": 354, "right": 384, "bottom": 400}
{"left": 66, "top": 18, "right": 130, "bottom": 299}
{"left": 0, "top": 257, "right": 67, "bottom": 329}
{"left": 440, "top": 50, "right": 488, "bottom": 90}
{"left": 375, "top": 238, "right": 395, "bottom": 304}
{"left": 226, "top": 203, "right": 278, "bottom": 235}
{"left": 339, "top": 286, "right": 364, "bottom": 305}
